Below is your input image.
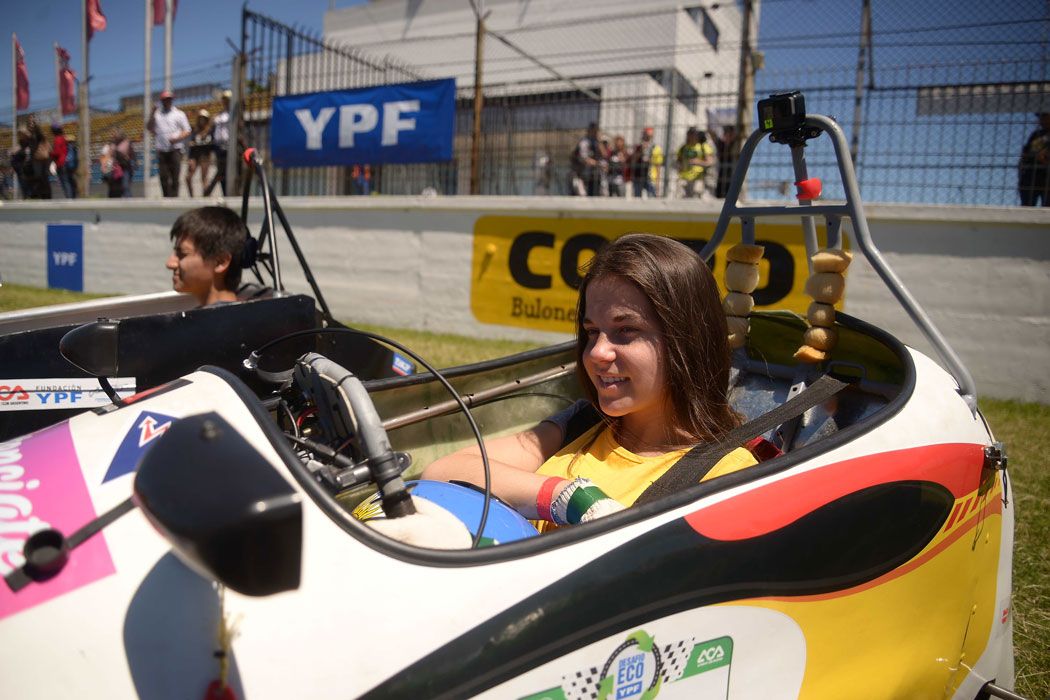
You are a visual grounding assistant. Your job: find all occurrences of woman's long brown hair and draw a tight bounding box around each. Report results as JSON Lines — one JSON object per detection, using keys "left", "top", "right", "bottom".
{"left": 574, "top": 233, "right": 740, "bottom": 444}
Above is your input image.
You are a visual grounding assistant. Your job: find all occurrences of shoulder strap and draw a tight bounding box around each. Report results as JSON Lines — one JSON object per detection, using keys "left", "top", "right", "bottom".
{"left": 562, "top": 402, "right": 602, "bottom": 448}
{"left": 634, "top": 374, "right": 848, "bottom": 506}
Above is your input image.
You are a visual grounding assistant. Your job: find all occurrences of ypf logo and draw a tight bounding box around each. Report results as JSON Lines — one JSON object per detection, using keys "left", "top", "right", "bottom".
{"left": 296, "top": 100, "right": 422, "bottom": 150}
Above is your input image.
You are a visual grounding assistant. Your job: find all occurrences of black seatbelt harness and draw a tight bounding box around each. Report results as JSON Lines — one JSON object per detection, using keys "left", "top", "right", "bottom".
{"left": 634, "top": 374, "right": 848, "bottom": 506}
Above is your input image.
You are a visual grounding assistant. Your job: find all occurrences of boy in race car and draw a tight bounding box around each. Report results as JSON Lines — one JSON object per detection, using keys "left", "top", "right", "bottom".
{"left": 165, "top": 206, "right": 245, "bottom": 306}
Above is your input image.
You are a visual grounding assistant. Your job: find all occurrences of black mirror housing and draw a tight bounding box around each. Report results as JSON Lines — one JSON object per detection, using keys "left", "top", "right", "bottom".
{"left": 60, "top": 318, "right": 121, "bottom": 377}
{"left": 133, "top": 412, "right": 302, "bottom": 597}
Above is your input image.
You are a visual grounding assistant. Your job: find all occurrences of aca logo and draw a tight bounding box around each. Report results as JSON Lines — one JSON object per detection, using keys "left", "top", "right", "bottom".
{"left": 102, "top": 411, "right": 178, "bottom": 483}
{"left": 0, "top": 385, "right": 30, "bottom": 403}
{"left": 598, "top": 630, "right": 663, "bottom": 700}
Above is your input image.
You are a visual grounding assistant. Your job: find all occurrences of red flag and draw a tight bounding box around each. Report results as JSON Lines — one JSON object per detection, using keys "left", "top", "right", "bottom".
{"left": 152, "top": 0, "right": 178, "bottom": 26}
{"left": 56, "top": 45, "right": 77, "bottom": 115}
{"left": 14, "top": 35, "right": 29, "bottom": 110}
{"left": 87, "top": 0, "right": 107, "bottom": 40}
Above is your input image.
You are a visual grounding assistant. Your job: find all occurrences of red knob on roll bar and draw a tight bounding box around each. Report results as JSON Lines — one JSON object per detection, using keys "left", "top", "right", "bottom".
{"left": 795, "top": 177, "right": 822, "bottom": 201}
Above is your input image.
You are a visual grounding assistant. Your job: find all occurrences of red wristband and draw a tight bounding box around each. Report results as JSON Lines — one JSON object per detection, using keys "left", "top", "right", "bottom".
{"left": 536, "top": 477, "right": 563, "bottom": 522}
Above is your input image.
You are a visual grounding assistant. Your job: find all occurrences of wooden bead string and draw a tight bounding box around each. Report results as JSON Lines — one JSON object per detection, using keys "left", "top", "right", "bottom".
{"left": 723, "top": 243, "right": 764, "bottom": 349}
{"left": 794, "top": 248, "right": 853, "bottom": 364}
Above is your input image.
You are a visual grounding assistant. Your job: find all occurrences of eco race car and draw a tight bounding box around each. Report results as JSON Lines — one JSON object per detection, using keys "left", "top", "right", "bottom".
{"left": 0, "top": 93, "right": 1017, "bottom": 700}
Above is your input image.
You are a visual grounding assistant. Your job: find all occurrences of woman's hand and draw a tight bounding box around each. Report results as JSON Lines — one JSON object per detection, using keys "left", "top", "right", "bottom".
{"left": 421, "top": 420, "right": 566, "bottom": 518}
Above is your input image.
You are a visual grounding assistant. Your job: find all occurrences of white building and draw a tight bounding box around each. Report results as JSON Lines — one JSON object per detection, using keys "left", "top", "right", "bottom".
{"left": 322, "top": 0, "right": 748, "bottom": 195}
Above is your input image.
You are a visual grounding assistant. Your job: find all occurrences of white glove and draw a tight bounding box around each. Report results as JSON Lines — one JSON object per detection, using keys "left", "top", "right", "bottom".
{"left": 364, "top": 496, "right": 473, "bottom": 549}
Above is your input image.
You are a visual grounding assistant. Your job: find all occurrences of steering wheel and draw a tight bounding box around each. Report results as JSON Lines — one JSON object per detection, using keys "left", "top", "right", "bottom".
{"left": 290, "top": 352, "right": 415, "bottom": 518}
{"left": 247, "top": 328, "right": 495, "bottom": 548}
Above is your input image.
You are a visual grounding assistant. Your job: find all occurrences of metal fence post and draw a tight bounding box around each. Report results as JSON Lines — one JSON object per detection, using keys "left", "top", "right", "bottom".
{"left": 662, "top": 69, "right": 677, "bottom": 199}
{"left": 281, "top": 29, "right": 293, "bottom": 197}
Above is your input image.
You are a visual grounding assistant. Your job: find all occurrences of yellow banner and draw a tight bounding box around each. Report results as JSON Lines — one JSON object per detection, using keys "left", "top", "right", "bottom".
{"left": 471, "top": 216, "right": 843, "bottom": 333}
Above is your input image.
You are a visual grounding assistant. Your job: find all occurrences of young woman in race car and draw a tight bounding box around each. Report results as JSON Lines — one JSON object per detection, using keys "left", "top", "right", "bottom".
{"left": 422, "top": 233, "right": 756, "bottom": 532}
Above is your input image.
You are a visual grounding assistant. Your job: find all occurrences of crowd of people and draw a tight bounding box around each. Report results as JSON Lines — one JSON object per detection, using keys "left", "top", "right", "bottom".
{"left": 9, "top": 109, "right": 1050, "bottom": 206}
{"left": 5, "top": 89, "right": 232, "bottom": 200}
{"left": 147, "top": 88, "right": 231, "bottom": 198}
{"left": 7, "top": 117, "right": 76, "bottom": 200}
{"left": 568, "top": 123, "right": 738, "bottom": 200}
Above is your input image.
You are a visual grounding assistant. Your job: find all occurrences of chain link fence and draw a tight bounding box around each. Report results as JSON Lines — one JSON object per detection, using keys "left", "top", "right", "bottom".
{"left": 319, "top": 0, "right": 1041, "bottom": 206}
{"left": 736, "top": 0, "right": 1050, "bottom": 205}
{"left": 267, "top": 0, "right": 1044, "bottom": 205}
{"left": 5, "top": 1, "right": 1047, "bottom": 205}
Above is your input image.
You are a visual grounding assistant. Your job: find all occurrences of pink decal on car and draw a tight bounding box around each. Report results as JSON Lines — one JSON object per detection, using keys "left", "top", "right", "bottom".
{"left": 0, "top": 422, "right": 116, "bottom": 621}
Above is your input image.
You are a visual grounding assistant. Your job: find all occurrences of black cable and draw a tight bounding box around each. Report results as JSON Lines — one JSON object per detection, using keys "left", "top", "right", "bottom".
{"left": 278, "top": 399, "right": 300, "bottom": 439}
{"left": 250, "top": 328, "right": 494, "bottom": 549}
{"left": 284, "top": 433, "right": 356, "bottom": 469}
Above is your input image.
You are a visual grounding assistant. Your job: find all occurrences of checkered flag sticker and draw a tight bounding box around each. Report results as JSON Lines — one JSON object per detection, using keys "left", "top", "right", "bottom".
{"left": 660, "top": 637, "right": 696, "bottom": 684}
{"left": 561, "top": 666, "right": 601, "bottom": 700}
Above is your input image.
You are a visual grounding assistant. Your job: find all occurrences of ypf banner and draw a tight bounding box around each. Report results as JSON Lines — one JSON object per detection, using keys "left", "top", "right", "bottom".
{"left": 46, "top": 223, "right": 83, "bottom": 292}
{"left": 271, "top": 78, "right": 455, "bottom": 167}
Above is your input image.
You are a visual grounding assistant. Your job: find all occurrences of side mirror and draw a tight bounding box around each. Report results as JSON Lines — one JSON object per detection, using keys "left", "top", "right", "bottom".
{"left": 133, "top": 412, "right": 302, "bottom": 596}
{"left": 60, "top": 317, "right": 120, "bottom": 377}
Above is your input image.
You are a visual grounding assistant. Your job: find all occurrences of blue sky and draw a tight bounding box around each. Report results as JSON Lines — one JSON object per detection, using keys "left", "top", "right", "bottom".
{"left": 2, "top": 0, "right": 364, "bottom": 116}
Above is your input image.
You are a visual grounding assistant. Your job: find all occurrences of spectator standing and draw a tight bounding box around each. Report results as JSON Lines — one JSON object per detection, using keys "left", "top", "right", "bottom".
{"left": 0, "top": 164, "right": 14, "bottom": 200}
{"left": 598, "top": 136, "right": 612, "bottom": 196}
{"left": 27, "top": 118, "right": 52, "bottom": 200}
{"left": 10, "top": 128, "right": 33, "bottom": 198}
{"left": 350, "top": 164, "right": 373, "bottom": 195}
{"left": 204, "top": 90, "right": 231, "bottom": 196}
{"left": 1018, "top": 112, "right": 1050, "bottom": 207}
{"left": 607, "top": 134, "right": 628, "bottom": 197}
{"left": 714, "top": 125, "right": 737, "bottom": 199}
{"left": 99, "top": 141, "right": 122, "bottom": 198}
{"left": 533, "top": 151, "right": 552, "bottom": 195}
{"left": 185, "top": 109, "right": 213, "bottom": 198}
{"left": 100, "top": 130, "right": 133, "bottom": 198}
{"left": 50, "top": 123, "right": 77, "bottom": 198}
{"left": 628, "top": 127, "right": 664, "bottom": 199}
{"left": 114, "top": 130, "right": 134, "bottom": 197}
{"left": 147, "top": 89, "right": 191, "bottom": 197}
{"left": 570, "top": 122, "right": 603, "bottom": 196}
{"left": 65, "top": 134, "right": 80, "bottom": 196}
{"left": 675, "top": 127, "right": 715, "bottom": 199}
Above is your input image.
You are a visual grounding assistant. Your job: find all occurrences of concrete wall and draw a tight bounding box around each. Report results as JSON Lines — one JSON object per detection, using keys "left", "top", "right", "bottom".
{"left": 1, "top": 196, "right": 1048, "bottom": 403}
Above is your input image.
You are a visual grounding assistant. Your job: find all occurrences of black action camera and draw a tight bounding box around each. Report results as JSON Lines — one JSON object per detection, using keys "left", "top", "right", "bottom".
{"left": 757, "top": 91, "right": 820, "bottom": 144}
{"left": 757, "top": 91, "right": 806, "bottom": 132}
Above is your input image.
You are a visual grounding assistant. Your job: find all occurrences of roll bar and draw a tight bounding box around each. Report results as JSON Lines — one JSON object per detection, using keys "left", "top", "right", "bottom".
{"left": 700, "top": 112, "right": 977, "bottom": 411}
{"left": 239, "top": 148, "right": 338, "bottom": 326}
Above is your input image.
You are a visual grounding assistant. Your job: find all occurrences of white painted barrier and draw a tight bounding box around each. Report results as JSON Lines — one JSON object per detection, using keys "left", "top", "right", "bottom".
{"left": 1, "top": 196, "right": 1048, "bottom": 403}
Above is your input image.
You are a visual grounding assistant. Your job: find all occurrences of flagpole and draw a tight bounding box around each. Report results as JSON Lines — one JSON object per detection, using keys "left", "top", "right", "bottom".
{"left": 11, "top": 34, "right": 18, "bottom": 199}
{"left": 164, "top": 0, "right": 172, "bottom": 92}
{"left": 78, "top": 0, "right": 91, "bottom": 197}
{"left": 144, "top": 0, "right": 152, "bottom": 198}
{"left": 53, "top": 43, "right": 61, "bottom": 121}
